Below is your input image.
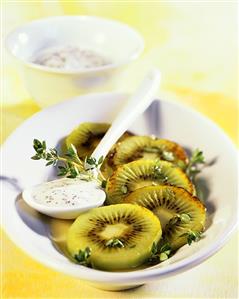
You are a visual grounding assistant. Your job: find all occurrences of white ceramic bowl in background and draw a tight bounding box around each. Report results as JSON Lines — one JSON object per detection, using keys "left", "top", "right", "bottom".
{"left": 1, "top": 92, "right": 238, "bottom": 291}
{"left": 5, "top": 16, "right": 144, "bottom": 107}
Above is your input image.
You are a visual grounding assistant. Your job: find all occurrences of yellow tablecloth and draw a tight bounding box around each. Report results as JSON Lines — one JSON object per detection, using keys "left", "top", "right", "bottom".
{"left": 2, "top": 2, "right": 238, "bottom": 298}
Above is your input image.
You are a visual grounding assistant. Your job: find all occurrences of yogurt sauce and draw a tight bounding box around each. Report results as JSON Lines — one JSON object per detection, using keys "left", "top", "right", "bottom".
{"left": 33, "top": 45, "right": 111, "bottom": 70}
{"left": 31, "top": 178, "right": 105, "bottom": 208}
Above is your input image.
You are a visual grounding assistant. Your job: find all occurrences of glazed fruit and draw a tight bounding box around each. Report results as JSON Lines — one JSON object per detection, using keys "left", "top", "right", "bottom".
{"left": 67, "top": 203, "right": 162, "bottom": 271}
{"left": 106, "top": 159, "right": 195, "bottom": 204}
{"left": 125, "top": 185, "right": 206, "bottom": 250}
{"left": 64, "top": 122, "right": 132, "bottom": 159}
{"left": 110, "top": 136, "right": 188, "bottom": 169}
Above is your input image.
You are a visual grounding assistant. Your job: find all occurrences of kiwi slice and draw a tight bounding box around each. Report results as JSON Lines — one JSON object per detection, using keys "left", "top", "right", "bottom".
{"left": 64, "top": 122, "right": 132, "bottom": 159}
{"left": 110, "top": 136, "right": 188, "bottom": 169}
{"left": 64, "top": 122, "right": 109, "bottom": 159}
{"left": 124, "top": 185, "right": 206, "bottom": 250}
{"left": 106, "top": 160, "right": 195, "bottom": 204}
{"left": 66, "top": 204, "right": 162, "bottom": 271}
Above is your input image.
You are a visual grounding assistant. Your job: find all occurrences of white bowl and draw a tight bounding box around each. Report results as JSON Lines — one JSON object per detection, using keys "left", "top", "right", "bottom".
{"left": 1, "top": 92, "right": 238, "bottom": 291}
{"left": 5, "top": 16, "right": 144, "bottom": 107}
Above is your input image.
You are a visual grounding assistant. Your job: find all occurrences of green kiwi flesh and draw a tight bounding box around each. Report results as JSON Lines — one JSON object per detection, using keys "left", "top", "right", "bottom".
{"left": 106, "top": 159, "right": 195, "bottom": 204}
{"left": 64, "top": 122, "right": 132, "bottom": 159}
{"left": 65, "top": 122, "right": 110, "bottom": 159}
{"left": 66, "top": 204, "right": 162, "bottom": 271}
{"left": 110, "top": 136, "right": 188, "bottom": 169}
{"left": 124, "top": 185, "right": 206, "bottom": 250}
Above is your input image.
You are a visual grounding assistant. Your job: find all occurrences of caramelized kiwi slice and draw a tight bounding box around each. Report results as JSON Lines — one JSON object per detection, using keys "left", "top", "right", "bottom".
{"left": 110, "top": 136, "right": 188, "bottom": 169}
{"left": 65, "top": 122, "right": 109, "bottom": 159}
{"left": 124, "top": 185, "right": 206, "bottom": 250}
{"left": 66, "top": 204, "right": 162, "bottom": 271}
{"left": 64, "top": 122, "right": 133, "bottom": 177}
{"left": 106, "top": 160, "right": 195, "bottom": 204}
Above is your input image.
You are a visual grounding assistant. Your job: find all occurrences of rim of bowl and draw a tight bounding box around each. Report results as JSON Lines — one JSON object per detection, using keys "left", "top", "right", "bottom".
{"left": 1, "top": 92, "right": 238, "bottom": 283}
{"left": 5, "top": 15, "right": 145, "bottom": 75}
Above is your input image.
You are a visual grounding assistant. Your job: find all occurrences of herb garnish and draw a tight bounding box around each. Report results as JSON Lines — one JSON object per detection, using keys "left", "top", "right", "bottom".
{"left": 74, "top": 247, "right": 92, "bottom": 267}
{"left": 84, "top": 156, "right": 104, "bottom": 171}
{"left": 101, "top": 180, "right": 107, "bottom": 189}
{"left": 148, "top": 242, "right": 172, "bottom": 264}
{"left": 31, "top": 139, "right": 105, "bottom": 182}
{"left": 185, "top": 149, "right": 205, "bottom": 180}
{"left": 164, "top": 213, "right": 191, "bottom": 235}
{"left": 153, "top": 165, "right": 168, "bottom": 183}
{"left": 162, "top": 151, "right": 174, "bottom": 162}
{"left": 144, "top": 147, "right": 175, "bottom": 162}
{"left": 180, "top": 230, "right": 202, "bottom": 245}
{"left": 105, "top": 238, "right": 124, "bottom": 248}
{"left": 168, "top": 213, "right": 191, "bottom": 226}
{"left": 121, "top": 185, "right": 128, "bottom": 194}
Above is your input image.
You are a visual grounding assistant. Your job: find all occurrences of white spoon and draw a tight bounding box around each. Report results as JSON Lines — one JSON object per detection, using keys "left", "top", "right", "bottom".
{"left": 22, "top": 69, "right": 161, "bottom": 219}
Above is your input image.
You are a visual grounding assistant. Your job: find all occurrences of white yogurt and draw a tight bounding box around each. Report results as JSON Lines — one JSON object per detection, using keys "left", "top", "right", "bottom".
{"left": 33, "top": 45, "right": 110, "bottom": 70}
{"left": 29, "top": 178, "right": 105, "bottom": 208}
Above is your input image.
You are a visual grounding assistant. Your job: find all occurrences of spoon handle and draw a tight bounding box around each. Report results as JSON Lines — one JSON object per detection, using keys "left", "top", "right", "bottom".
{"left": 91, "top": 68, "right": 161, "bottom": 162}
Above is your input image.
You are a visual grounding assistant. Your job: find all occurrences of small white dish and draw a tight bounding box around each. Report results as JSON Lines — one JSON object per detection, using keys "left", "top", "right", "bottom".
{"left": 22, "top": 179, "right": 106, "bottom": 219}
{"left": 1, "top": 92, "right": 238, "bottom": 291}
{"left": 5, "top": 16, "right": 144, "bottom": 107}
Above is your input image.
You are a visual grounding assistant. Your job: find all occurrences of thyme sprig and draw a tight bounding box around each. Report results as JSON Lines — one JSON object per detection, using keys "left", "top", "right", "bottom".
{"left": 152, "top": 165, "right": 168, "bottom": 183}
{"left": 84, "top": 156, "right": 104, "bottom": 171}
{"left": 148, "top": 242, "right": 172, "bottom": 264}
{"left": 186, "top": 149, "right": 205, "bottom": 180}
{"left": 74, "top": 247, "right": 92, "bottom": 267}
{"left": 167, "top": 213, "right": 191, "bottom": 227}
{"left": 180, "top": 230, "right": 202, "bottom": 245}
{"left": 105, "top": 238, "right": 125, "bottom": 248}
{"left": 31, "top": 139, "right": 104, "bottom": 181}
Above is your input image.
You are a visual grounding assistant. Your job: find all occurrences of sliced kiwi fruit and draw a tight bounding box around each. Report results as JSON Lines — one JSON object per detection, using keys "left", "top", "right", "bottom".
{"left": 64, "top": 122, "right": 109, "bottom": 159}
{"left": 66, "top": 203, "right": 162, "bottom": 271}
{"left": 106, "top": 160, "right": 195, "bottom": 204}
{"left": 64, "top": 122, "right": 132, "bottom": 159}
{"left": 124, "top": 185, "right": 206, "bottom": 250}
{"left": 109, "top": 136, "right": 188, "bottom": 170}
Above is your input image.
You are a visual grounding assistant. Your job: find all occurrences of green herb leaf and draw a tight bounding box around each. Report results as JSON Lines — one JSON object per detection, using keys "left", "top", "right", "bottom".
{"left": 186, "top": 149, "right": 205, "bottom": 180}
{"left": 180, "top": 213, "right": 191, "bottom": 224}
{"left": 148, "top": 242, "right": 172, "bottom": 264}
{"left": 159, "top": 242, "right": 171, "bottom": 253}
{"left": 31, "top": 154, "right": 41, "bottom": 160}
{"left": 98, "top": 155, "right": 104, "bottom": 165}
{"left": 167, "top": 213, "right": 191, "bottom": 228}
{"left": 85, "top": 156, "right": 104, "bottom": 170}
{"left": 86, "top": 157, "right": 97, "bottom": 166}
{"left": 66, "top": 144, "right": 78, "bottom": 158}
{"left": 121, "top": 185, "right": 128, "bottom": 194}
{"left": 151, "top": 242, "right": 158, "bottom": 255}
{"left": 153, "top": 165, "right": 168, "bottom": 182}
{"left": 74, "top": 247, "right": 92, "bottom": 267}
{"left": 190, "top": 149, "right": 205, "bottom": 164}
{"left": 162, "top": 151, "right": 174, "bottom": 162}
{"left": 180, "top": 230, "right": 202, "bottom": 245}
{"left": 159, "top": 252, "right": 168, "bottom": 262}
{"left": 31, "top": 139, "right": 106, "bottom": 184}
{"left": 101, "top": 180, "right": 107, "bottom": 188}
{"left": 105, "top": 238, "right": 124, "bottom": 248}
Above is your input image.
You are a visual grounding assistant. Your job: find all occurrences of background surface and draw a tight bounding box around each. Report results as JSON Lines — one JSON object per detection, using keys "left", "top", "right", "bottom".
{"left": 1, "top": 1, "right": 238, "bottom": 298}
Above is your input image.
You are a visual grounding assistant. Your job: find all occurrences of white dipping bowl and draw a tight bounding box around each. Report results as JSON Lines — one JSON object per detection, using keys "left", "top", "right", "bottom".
{"left": 1, "top": 92, "right": 238, "bottom": 291}
{"left": 5, "top": 16, "right": 144, "bottom": 107}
